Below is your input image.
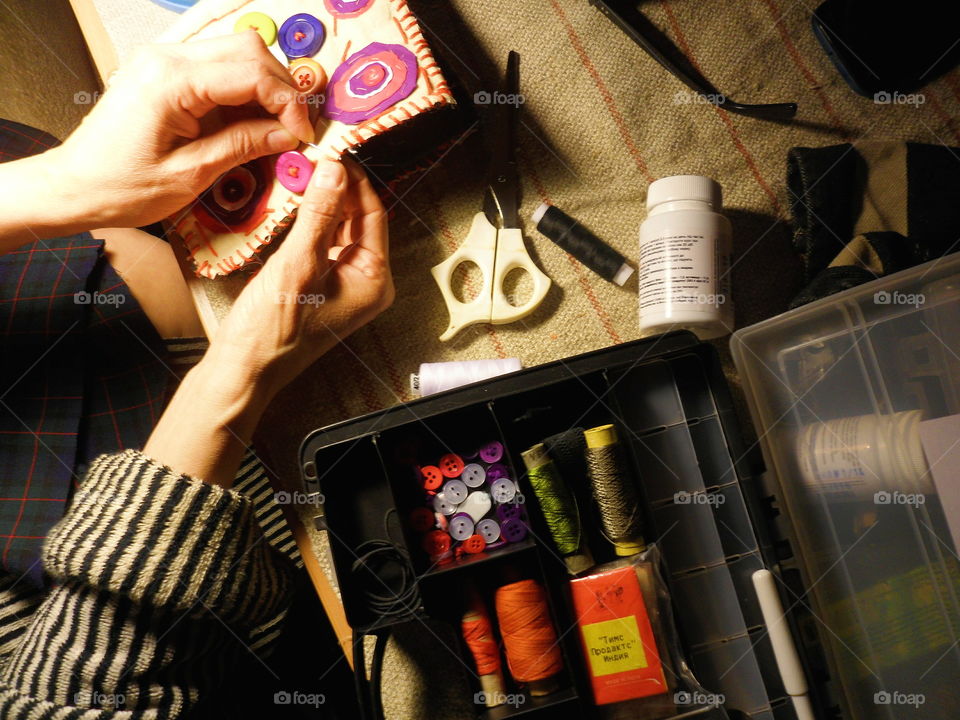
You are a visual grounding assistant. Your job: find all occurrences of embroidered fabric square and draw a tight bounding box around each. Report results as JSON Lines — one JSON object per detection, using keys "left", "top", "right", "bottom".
{"left": 161, "top": 0, "right": 455, "bottom": 278}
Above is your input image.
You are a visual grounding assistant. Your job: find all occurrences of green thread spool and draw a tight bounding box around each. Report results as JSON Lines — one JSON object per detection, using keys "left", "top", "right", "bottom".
{"left": 522, "top": 443, "right": 594, "bottom": 574}
{"left": 584, "top": 424, "right": 645, "bottom": 556}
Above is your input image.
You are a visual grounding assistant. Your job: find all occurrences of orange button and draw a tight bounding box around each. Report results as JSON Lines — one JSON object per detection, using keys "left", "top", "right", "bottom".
{"left": 463, "top": 534, "right": 486, "bottom": 554}
{"left": 408, "top": 507, "right": 434, "bottom": 533}
{"left": 439, "top": 453, "right": 465, "bottom": 478}
{"left": 289, "top": 57, "right": 327, "bottom": 95}
{"left": 422, "top": 529, "right": 451, "bottom": 556}
{"left": 420, "top": 465, "right": 443, "bottom": 490}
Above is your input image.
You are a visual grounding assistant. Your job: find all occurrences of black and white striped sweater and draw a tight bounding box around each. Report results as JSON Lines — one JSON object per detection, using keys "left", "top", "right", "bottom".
{"left": 0, "top": 449, "right": 302, "bottom": 719}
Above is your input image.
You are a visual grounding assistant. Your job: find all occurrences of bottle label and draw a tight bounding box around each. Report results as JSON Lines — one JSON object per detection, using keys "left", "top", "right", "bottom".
{"left": 638, "top": 233, "right": 724, "bottom": 312}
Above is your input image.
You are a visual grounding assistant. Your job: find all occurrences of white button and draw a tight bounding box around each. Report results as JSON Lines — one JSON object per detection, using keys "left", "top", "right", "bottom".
{"left": 442, "top": 479, "right": 468, "bottom": 504}
{"left": 461, "top": 463, "right": 486, "bottom": 488}
{"left": 460, "top": 491, "right": 493, "bottom": 523}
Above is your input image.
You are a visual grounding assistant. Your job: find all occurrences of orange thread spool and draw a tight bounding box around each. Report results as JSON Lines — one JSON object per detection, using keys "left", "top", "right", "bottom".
{"left": 495, "top": 579, "right": 564, "bottom": 695}
{"left": 462, "top": 611, "right": 500, "bottom": 675}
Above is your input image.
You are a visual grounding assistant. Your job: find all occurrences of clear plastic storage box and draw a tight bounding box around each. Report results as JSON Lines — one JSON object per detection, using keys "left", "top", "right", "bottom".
{"left": 732, "top": 254, "right": 960, "bottom": 719}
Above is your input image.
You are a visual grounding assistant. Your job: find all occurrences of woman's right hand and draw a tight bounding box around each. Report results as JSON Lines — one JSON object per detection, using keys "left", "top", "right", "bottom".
{"left": 211, "top": 158, "right": 394, "bottom": 399}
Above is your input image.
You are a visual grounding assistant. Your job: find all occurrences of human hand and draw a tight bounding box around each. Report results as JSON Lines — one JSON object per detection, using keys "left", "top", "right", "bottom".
{"left": 51, "top": 33, "right": 314, "bottom": 230}
{"left": 211, "top": 158, "right": 394, "bottom": 398}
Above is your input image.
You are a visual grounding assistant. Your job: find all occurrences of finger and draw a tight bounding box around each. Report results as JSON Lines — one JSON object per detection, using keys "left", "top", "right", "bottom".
{"left": 169, "top": 118, "right": 299, "bottom": 183}
{"left": 180, "top": 60, "right": 313, "bottom": 142}
{"left": 285, "top": 160, "right": 348, "bottom": 263}
{"left": 343, "top": 159, "right": 388, "bottom": 257}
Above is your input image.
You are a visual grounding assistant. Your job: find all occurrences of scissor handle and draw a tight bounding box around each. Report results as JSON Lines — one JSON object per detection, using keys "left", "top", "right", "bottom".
{"left": 431, "top": 213, "right": 551, "bottom": 342}
{"left": 490, "top": 227, "right": 551, "bottom": 326}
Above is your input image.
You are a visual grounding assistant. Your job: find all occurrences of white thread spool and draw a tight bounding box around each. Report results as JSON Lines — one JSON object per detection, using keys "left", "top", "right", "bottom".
{"left": 410, "top": 358, "right": 522, "bottom": 397}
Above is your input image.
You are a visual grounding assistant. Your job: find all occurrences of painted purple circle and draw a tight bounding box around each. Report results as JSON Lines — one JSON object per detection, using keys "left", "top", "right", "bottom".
{"left": 324, "top": 0, "right": 374, "bottom": 17}
{"left": 279, "top": 13, "right": 325, "bottom": 58}
{"left": 485, "top": 462, "right": 510, "bottom": 481}
{"left": 476, "top": 518, "right": 501, "bottom": 544}
{"left": 275, "top": 151, "right": 314, "bottom": 194}
{"left": 322, "top": 42, "right": 418, "bottom": 125}
{"left": 501, "top": 518, "right": 527, "bottom": 543}
{"left": 479, "top": 442, "right": 504, "bottom": 463}
{"left": 448, "top": 513, "right": 475, "bottom": 541}
{"left": 496, "top": 503, "right": 523, "bottom": 522}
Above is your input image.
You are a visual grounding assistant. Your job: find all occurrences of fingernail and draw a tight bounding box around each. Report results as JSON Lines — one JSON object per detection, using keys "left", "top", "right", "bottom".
{"left": 313, "top": 160, "right": 344, "bottom": 189}
{"left": 266, "top": 128, "right": 298, "bottom": 153}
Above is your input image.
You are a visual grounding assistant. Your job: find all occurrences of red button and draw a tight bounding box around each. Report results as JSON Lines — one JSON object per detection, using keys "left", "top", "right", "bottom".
{"left": 463, "top": 534, "right": 486, "bottom": 554}
{"left": 420, "top": 465, "right": 443, "bottom": 490}
{"left": 408, "top": 507, "right": 434, "bottom": 533}
{"left": 422, "top": 530, "right": 451, "bottom": 556}
{"left": 439, "top": 453, "right": 465, "bottom": 478}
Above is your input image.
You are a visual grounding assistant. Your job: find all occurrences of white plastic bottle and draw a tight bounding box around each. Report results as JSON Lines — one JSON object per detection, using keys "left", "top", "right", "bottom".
{"left": 638, "top": 175, "right": 733, "bottom": 339}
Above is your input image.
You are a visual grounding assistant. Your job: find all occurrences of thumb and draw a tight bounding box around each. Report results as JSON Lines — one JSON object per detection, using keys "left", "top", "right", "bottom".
{"left": 174, "top": 118, "right": 300, "bottom": 182}
{"left": 284, "top": 160, "right": 348, "bottom": 259}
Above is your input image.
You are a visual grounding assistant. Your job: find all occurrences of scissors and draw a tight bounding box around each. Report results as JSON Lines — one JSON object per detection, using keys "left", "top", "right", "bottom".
{"left": 431, "top": 51, "right": 551, "bottom": 342}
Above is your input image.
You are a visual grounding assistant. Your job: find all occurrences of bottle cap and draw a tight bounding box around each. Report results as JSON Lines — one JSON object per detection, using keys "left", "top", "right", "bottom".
{"left": 646, "top": 175, "right": 721, "bottom": 210}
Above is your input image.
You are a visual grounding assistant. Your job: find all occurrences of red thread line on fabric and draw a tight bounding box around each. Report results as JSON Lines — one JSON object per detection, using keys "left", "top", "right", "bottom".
{"left": 462, "top": 613, "right": 501, "bottom": 676}
{"left": 495, "top": 580, "right": 564, "bottom": 683}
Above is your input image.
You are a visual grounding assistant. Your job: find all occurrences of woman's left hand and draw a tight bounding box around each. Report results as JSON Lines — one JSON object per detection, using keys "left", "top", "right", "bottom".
{"left": 50, "top": 33, "right": 314, "bottom": 230}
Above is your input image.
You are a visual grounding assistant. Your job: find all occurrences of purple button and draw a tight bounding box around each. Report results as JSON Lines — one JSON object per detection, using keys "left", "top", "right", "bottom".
{"left": 275, "top": 151, "right": 314, "bottom": 194}
{"left": 432, "top": 492, "right": 458, "bottom": 516}
{"left": 448, "top": 513, "right": 475, "bottom": 541}
{"left": 279, "top": 13, "right": 325, "bottom": 58}
{"left": 485, "top": 539, "right": 507, "bottom": 551}
{"left": 501, "top": 517, "right": 527, "bottom": 543}
{"left": 479, "top": 441, "right": 504, "bottom": 463}
{"left": 486, "top": 463, "right": 510, "bottom": 481}
{"left": 476, "top": 518, "right": 501, "bottom": 544}
{"left": 490, "top": 477, "right": 517, "bottom": 504}
{"left": 496, "top": 503, "right": 523, "bottom": 522}
{"left": 461, "top": 463, "right": 486, "bottom": 488}
{"left": 441, "top": 479, "right": 468, "bottom": 504}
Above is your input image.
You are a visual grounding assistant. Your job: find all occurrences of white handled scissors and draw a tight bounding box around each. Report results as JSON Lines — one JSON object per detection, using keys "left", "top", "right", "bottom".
{"left": 432, "top": 52, "right": 551, "bottom": 341}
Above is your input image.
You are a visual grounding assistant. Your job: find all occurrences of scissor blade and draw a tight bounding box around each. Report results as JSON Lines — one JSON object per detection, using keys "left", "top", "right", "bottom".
{"left": 483, "top": 51, "right": 521, "bottom": 229}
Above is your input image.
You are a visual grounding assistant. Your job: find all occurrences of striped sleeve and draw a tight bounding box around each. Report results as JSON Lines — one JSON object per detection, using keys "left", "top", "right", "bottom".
{"left": 0, "top": 450, "right": 295, "bottom": 718}
{"left": 42, "top": 450, "right": 292, "bottom": 626}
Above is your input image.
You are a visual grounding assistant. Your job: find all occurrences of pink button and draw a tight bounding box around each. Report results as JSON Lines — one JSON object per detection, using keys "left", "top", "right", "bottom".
{"left": 275, "top": 151, "right": 314, "bottom": 194}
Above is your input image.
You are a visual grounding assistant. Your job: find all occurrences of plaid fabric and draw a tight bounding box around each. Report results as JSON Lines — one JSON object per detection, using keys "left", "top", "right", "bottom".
{"left": 0, "top": 120, "right": 169, "bottom": 590}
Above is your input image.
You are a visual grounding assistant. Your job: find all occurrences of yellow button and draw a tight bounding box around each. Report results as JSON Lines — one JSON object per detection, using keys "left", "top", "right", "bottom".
{"left": 234, "top": 12, "right": 277, "bottom": 46}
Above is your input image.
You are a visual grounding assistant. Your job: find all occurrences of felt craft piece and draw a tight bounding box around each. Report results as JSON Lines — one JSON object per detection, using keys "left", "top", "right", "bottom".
{"left": 160, "top": 0, "right": 454, "bottom": 278}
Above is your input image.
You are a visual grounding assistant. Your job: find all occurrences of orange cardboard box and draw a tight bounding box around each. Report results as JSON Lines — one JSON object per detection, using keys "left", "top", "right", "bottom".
{"left": 570, "top": 565, "right": 668, "bottom": 705}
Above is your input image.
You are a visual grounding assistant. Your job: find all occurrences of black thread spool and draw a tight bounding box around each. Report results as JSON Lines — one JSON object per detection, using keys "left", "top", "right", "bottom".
{"left": 532, "top": 204, "right": 635, "bottom": 286}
